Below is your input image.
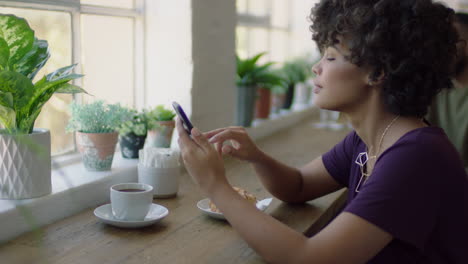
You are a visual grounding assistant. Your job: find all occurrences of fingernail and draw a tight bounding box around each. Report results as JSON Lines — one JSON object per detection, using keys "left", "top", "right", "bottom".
{"left": 222, "top": 146, "right": 231, "bottom": 154}
{"left": 192, "top": 128, "right": 201, "bottom": 136}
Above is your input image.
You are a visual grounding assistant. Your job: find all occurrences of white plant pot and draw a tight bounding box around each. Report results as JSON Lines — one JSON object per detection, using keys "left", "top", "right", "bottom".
{"left": 0, "top": 129, "right": 51, "bottom": 199}
{"left": 292, "top": 82, "right": 312, "bottom": 111}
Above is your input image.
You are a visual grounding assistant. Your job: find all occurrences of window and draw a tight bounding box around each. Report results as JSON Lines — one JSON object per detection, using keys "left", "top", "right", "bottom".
{"left": 80, "top": 0, "right": 134, "bottom": 9}
{"left": 236, "top": 0, "right": 291, "bottom": 63}
{"left": 236, "top": 0, "right": 325, "bottom": 63}
{"left": 0, "top": 0, "right": 144, "bottom": 156}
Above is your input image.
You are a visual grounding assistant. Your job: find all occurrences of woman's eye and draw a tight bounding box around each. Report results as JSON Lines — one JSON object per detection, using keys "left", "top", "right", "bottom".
{"left": 326, "top": 58, "right": 335, "bottom": 61}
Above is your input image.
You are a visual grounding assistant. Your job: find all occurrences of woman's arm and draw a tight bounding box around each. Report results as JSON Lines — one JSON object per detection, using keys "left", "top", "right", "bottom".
{"left": 252, "top": 151, "right": 343, "bottom": 203}
{"left": 205, "top": 126, "right": 343, "bottom": 202}
{"left": 212, "top": 183, "right": 392, "bottom": 264}
{"left": 176, "top": 121, "right": 392, "bottom": 264}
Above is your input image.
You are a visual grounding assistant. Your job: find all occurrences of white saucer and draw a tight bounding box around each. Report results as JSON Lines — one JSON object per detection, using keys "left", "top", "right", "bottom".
{"left": 197, "top": 198, "right": 273, "bottom": 220}
{"left": 94, "top": 203, "right": 169, "bottom": 228}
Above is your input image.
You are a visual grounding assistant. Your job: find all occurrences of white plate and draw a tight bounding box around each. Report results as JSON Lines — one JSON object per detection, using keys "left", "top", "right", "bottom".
{"left": 197, "top": 198, "right": 273, "bottom": 220}
{"left": 94, "top": 203, "right": 169, "bottom": 228}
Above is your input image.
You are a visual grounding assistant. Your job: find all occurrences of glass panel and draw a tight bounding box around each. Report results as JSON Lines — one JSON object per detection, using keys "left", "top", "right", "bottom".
{"left": 248, "top": 0, "right": 268, "bottom": 16}
{"left": 81, "top": 15, "right": 134, "bottom": 106}
{"left": 271, "top": 30, "right": 288, "bottom": 63}
{"left": 236, "top": 27, "right": 248, "bottom": 58}
{"left": 237, "top": 0, "right": 248, "bottom": 13}
{"left": 80, "top": 0, "right": 134, "bottom": 9}
{"left": 248, "top": 28, "right": 269, "bottom": 62}
{"left": 1, "top": 8, "right": 74, "bottom": 155}
{"left": 272, "top": 0, "right": 289, "bottom": 28}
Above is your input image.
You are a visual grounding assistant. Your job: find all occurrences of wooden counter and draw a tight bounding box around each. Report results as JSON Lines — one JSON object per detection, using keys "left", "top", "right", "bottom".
{"left": 0, "top": 118, "right": 350, "bottom": 264}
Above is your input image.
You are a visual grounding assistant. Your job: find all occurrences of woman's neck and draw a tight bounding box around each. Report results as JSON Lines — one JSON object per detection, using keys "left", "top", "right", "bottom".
{"left": 348, "top": 111, "right": 398, "bottom": 155}
{"left": 345, "top": 100, "right": 426, "bottom": 157}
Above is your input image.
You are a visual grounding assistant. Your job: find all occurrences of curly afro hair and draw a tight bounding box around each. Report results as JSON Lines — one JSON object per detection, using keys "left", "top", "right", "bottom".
{"left": 309, "top": 0, "right": 459, "bottom": 117}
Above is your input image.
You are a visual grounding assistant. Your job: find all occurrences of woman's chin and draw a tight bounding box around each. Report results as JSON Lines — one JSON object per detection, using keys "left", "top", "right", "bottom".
{"left": 313, "top": 98, "right": 329, "bottom": 109}
{"left": 313, "top": 99, "right": 340, "bottom": 112}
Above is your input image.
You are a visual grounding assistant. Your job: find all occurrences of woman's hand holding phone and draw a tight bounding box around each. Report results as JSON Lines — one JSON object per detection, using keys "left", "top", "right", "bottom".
{"left": 175, "top": 118, "right": 228, "bottom": 195}
{"left": 171, "top": 101, "right": 261, "bottom": 162}
{"left": 172, "top": 102, "right": 194, "bottom": 135}
{"left": 204, "top": 127, "right": 263, "bottom": 163}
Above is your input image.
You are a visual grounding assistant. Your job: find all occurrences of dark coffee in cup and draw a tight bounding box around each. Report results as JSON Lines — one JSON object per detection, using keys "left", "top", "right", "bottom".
{"left": 119, "top": 189, "right": 144, "bottom": 192}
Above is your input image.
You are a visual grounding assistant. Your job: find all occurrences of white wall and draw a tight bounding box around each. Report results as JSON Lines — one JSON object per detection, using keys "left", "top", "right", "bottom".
{"left": 145, "top": 0, "right": 236, "bottom": 132}
{"left": 290, "top": 0, "right": 320, "bottom": 58}
{"left": 441, "top": 0, "right": 458, "bottom": 8}
{"left": 438, "top": 0, "right": 468, "bottom": 11}
{"left": 145, "top": 0, "right": 193, "bottom": 116}
{"left": 191, "top": 0, "right": 237, "bottom": 131}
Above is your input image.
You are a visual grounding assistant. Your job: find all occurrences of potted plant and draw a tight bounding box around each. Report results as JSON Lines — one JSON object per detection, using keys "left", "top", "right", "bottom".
{"left": 117, "top": 109, "right": 147, "bottom": 159}
{"left": 0, "top": 15, "right": 86, "bottom": 199}
{"left": 292, "top": 56, "right": 317, "bottom": 110}
{"left": 236, "top": 52, "right": 275, "bottom": 126}
{"left": 145, "top": 105, "right": 176, "bottom": 148}
{"left": 281, "top": 58, "right": 312, "bottom": 111}
{"left": 270, "top": 84, "right": 288, "bottom": 117}
{"left": 66, "top": 100, "right": 129, "bottom": 171}
{"left": 254, "top": 68, "right": 287, "bottom": 119}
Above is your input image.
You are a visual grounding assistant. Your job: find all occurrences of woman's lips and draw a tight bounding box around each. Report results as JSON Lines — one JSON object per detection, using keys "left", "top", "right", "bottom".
{"left": 313, "top": 84, "right": 323, "bottom": 94}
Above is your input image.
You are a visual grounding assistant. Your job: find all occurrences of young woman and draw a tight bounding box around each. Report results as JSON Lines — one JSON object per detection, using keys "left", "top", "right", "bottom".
{"left": 176, "top": 0, "right": 468, "bottom": 263}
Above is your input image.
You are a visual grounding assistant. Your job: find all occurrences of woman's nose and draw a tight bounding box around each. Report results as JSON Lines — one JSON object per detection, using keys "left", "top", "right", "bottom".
{"left": 312, "top": 61, "right": 321, "bottom": 75}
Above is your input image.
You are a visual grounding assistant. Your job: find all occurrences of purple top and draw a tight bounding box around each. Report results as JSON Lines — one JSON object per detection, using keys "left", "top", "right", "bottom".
{"left": 322, "top": 127, "right": 468, "bottom": 263}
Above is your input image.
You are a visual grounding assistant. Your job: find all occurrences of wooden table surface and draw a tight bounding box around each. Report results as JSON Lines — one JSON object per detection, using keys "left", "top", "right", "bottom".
{"left": 0, "top": 118, "right": 350, "bottom": 264}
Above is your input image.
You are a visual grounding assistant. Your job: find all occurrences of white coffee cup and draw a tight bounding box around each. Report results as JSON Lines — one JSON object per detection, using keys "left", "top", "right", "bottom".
{"left": 110, "top": 183, "right": 153, "bottom": 221}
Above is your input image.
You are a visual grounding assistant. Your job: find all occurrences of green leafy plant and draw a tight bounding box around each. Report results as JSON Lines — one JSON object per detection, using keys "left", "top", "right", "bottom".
{"left": 236, "top": 52, "right": 275, "bottom": 87}
{"left": 236, "top": 52, "right": 287, "bottom": 90}
{"left": 0, "top": 14, "right": 86, "bottom": 134}
{"left": 261, "top": 67, "right": 288, "bottom": 90}
{"left": 116, "top": 109, "right": 147, "bottom": 136}
{"left": 145, "top": 105, "right": 176, "bottom": 129}
{"left": 271, "top": 84, "right": 288, "bottom": 95}
{"left": 66, "top": 100, "right": 131, "bottom": 133}
{"left": 282, "top": 57, "right": 315, "bottom": 87}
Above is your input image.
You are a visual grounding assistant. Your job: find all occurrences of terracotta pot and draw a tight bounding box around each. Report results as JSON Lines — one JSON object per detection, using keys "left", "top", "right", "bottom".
{"left": 76, "top": 132, "right": 119, "bottom": 171}
{"left": 255, "top": 87, "right": 271, "bottom": 119}
{"left": 0, "top": 129, "right": 51, "bottom": 199}
{"left": 145, "top": 120, "right": 175, "bottom": 148}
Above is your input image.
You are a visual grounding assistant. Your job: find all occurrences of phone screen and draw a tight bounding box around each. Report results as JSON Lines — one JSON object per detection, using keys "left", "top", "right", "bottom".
{"left": 172, "top": 101, "right": 194, "bottom": 135}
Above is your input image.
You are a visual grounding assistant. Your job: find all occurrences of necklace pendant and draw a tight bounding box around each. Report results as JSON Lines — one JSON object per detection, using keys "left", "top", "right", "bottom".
{"left": 355, "top": 152, "right": 371, "bottom": 193}
{"left": 355, "top": 173, "right": 367, "bottom": 193}
{"left": 355, "top": 152, "right": 369, "bottom": 166}
{"left": 354, "top": 174, "right": 364, "bottom": 193}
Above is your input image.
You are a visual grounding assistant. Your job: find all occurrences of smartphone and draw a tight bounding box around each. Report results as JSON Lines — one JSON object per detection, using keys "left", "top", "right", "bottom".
{"left": 172, "top": 101, "right": 194, "bottom": 135}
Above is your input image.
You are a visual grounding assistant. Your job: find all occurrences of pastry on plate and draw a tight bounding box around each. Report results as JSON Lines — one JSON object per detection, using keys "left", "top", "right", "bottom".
{"left": 208, "top": 186, "right": 257, "bottom": 213}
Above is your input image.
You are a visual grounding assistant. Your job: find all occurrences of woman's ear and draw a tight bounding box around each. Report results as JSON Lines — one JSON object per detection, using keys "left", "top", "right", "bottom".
{"left": 367, "top": 70, "right": 385, "bottom": 86}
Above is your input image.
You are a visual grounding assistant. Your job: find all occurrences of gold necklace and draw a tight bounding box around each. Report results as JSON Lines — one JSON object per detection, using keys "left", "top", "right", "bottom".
{"left": 355, "top": 115, "right": 400, "bottom": 192}
{"left": 365, "top": 115, "right": 400, "bottom": 170}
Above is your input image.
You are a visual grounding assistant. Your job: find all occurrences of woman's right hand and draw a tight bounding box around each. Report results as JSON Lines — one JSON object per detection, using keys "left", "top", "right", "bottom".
{"left": 204, "top": 127, "right": 263, "bottom": 163}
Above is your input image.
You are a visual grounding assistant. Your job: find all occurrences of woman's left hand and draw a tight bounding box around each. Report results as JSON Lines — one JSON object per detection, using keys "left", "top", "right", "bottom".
{"left": 176, "top": 117, "right": 228, "bottom": 195}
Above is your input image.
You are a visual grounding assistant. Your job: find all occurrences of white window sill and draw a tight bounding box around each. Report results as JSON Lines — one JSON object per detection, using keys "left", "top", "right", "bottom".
{"left": 0, "top": 106, "right": 318, "bottom": 243}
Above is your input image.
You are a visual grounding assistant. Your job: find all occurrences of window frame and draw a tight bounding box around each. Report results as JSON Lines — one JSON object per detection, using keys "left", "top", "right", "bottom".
{"left": 236, "top": 0, "right": 291, "bottom": 60}
{"left": 0, "top": 0, "right": 146, "bottom": 162}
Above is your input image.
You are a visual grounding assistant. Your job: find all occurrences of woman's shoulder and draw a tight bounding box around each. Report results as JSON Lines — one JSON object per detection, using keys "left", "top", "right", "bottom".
{"left": 376, "top": 126, "right": 466, "bottom": 181}
{"left": 386, "top": 126, "right": 454, "bottom": 155}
